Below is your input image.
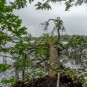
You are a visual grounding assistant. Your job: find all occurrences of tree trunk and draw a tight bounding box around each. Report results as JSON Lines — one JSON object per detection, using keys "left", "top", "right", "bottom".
{"left": 15, "top": 64, "right": 19, "bottom": 80}
{"left": 22, "top": 53, "right": 27, "bottom": 80}
{"left": 49, "top": 42, "right": 60, "bottom": 76}
{"left": 22, "top": 69, "right": 25, "bottom": 80}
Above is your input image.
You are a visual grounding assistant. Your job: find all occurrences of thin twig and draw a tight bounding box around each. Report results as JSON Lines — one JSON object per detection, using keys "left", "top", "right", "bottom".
{"left": 57, "top": 73, "right": 60, "bottom": 87}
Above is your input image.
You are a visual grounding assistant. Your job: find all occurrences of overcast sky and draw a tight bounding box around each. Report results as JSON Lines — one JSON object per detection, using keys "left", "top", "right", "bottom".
{"left": 14, "top": 2, "right": 87, "bottom": 37}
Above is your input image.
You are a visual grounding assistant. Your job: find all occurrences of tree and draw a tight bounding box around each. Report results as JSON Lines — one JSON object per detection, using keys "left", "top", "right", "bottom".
{"left": 41, "top": 17, "right": 65, "bottom": 76}
{"left": 0, "top": 0, "right": 31, "bottom": 84}
{"left": 0, "top": 0, "right": 86, "bottom": 86}
{"left": 8, "top": 0, "right": 87, "bottom": 10}
{"left": 63, "top": 35, "right": 87, "bottom": 65}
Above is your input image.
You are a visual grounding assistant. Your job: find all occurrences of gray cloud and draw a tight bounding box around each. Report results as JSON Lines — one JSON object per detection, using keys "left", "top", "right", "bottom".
{"left": 14, "top": 3, "right": 87, "bottom": 36}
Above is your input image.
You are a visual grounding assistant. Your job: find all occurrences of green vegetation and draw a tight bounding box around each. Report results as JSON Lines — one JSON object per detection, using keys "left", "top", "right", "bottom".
{"left": 0, "top": 0, "right": 87, "bottom": 87}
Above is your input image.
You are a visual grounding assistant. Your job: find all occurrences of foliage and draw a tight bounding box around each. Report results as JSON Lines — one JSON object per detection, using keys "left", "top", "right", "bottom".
{"left": 36, "top": 34, "right": 57, "bottom": 44}
{"left": 0, "top": 64, "right": 11, "bottom": 72}
{"left": 0, "top": 0, "right": 31, "bottom": 85}
{"left": 62, "top": 35, "right": 87, "bottom": 65}
{"left": 0, "top": 0, "right": 87, "bottom": 86}
{"left": 1, "top": 76, "right": 16, "bottom": 84}
{"left": 7, "top": 0, "right": 87, "bottom": 10}
{"left": 62, "top": 67, "right": 85, "bottom": 83}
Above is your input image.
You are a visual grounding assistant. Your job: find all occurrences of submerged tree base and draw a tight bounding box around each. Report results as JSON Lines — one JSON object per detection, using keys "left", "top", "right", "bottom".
{"left": 11, "top": 73, "right": 83, "bottom": 87}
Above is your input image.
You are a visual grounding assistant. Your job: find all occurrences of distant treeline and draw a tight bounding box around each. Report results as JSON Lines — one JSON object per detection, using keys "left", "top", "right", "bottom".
{"left": 12, "top": 35, "right": 87, "bottom": 41}
{"left": 60, "top": 35, "right": 87, "bottom": 41}
{"left": 12, "top": 36, "right": 36, "bottom": 41}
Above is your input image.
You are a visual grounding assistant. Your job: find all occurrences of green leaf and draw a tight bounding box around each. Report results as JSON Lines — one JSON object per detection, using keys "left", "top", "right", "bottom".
{"left": 0, "top": 64, "right": 11, "bottom": 72}
{"left": 1, "top": 76, "right": 16, "bottom": 84}
{"left": 29, "top": 0, "right": 34, "bottom": 3}
{"left": 85, "top": 83, "right": 87, "bottom": 87}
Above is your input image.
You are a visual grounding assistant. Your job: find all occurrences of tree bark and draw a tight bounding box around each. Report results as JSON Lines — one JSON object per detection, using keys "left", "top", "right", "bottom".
{"left": 48, "top": 42, "right": 60, "bottom": 76}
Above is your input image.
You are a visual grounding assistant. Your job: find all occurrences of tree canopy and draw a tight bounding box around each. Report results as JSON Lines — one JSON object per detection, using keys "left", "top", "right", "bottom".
{"left": 7, "top": 0, "right": 87, "bottom": 10}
